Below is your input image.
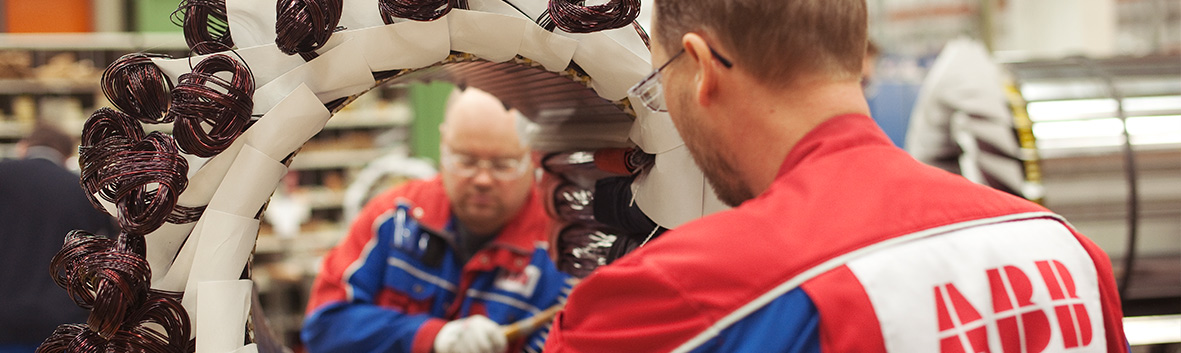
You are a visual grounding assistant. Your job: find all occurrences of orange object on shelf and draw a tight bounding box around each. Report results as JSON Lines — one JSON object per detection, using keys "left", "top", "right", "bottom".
{"left": 5, "top": 0, "right": 94, "bottom": 33}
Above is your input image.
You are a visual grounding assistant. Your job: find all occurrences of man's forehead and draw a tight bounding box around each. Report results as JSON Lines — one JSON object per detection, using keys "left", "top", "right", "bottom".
{"left": 443, "top": 132, "right": 525, "bottom": 157}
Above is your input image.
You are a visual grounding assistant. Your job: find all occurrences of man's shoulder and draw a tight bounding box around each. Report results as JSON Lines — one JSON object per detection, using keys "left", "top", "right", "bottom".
{"left": 367, "top": 177, "right": 447, "bottom": 210}
{"left": 607, "top": 206, "right": 794, "bottom": 289}
{"left": 355, "top": 176, "right": 450, "bottom": 228}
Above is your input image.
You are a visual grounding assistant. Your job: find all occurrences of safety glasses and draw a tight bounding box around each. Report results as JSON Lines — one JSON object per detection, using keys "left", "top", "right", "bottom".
{"left": 440, "top": 146, "right": 531, "bottom": 181}
{"left": 628, "top": 46, "right": 733, "bottom": 112}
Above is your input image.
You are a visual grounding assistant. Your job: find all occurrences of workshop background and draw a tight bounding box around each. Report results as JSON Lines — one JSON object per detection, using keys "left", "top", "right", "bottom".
{"left": 0, "top": 0, "right": 1177, "bottom": 351}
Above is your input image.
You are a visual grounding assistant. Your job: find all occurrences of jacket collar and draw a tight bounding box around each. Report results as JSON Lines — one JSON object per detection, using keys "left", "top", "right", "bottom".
{"left": 777, "top": 114, "right": 887, "bottom": 178}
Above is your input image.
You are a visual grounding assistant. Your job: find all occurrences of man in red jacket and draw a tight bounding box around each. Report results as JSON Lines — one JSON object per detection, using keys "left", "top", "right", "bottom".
{"left": 544, "top": 0, "right": 1129, "bottom": 352}
{"left": 304, "top": 88, "right": 571, "bottom": 353}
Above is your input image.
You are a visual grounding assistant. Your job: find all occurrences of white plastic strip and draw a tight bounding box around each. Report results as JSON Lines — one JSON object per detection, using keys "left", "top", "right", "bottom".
{"left": 152, "top": 44, "right": 304, "bottom": 91}
{"left": 628, "top": 107, "right": 683, "bottom": 155}
{"left": 253, "top": 38, "right": 375, "bottom": 114}
{"left": 564, "top": 27, "right": 650, "bottom": 100}
{"left": 145, "top": 221, "right": 198, "bottom": 284}
{"left": 148, "top": 84, "right": 328, "bottom": 287}
{"left": 232, "top": 344, "right": 259, "bottom": 353}
{"left": 195, "top": 279, "right": 253, "bottom": 353}
{"left": 321, "top": 18, "right": 451, "bottom": 72}
{"left": 632, "top": 144, "right": 708, "bottom": 229}
{"left": 226, "top": 0, "right": 278, "bottom": 48}
{"left": 153, "top": 219, "right": 203, "bottom": 292}
{"left": 173, "top": 83, "right": 327, "bottom": 210}
{"left": 468, "top": 0, "right": 531, "bottom": 20}
{"left": 179, "top": 209, "right": 261, "bottom": 327}
{"left": 519, "top": 24, "right": 578, "bottom": 72}
{"left": 165, "top": 145, "right": 281, "bottom": 295}
{"left": 503, "top": 0, "right": 548, "bottom": 22}
{"left": 448, "top": 10, "right": 526, "bottom": 63}
{"left": 205, "top": 144, "right": 287, "bottom": 219}
{"left": 339, "top": 0, "right": 385, "bottom": 30}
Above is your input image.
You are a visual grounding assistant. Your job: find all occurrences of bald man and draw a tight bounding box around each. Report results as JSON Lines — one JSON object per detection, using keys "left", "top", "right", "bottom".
{"left": 303, "top": 88, "right": 572, "bottom": 353}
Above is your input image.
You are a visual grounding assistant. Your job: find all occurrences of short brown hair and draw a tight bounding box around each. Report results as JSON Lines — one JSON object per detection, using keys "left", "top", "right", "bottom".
{"left": 654, "top": 0, "right": 867, "bottom": 87}
{"left": 23, "top": 122, "right": 76, "bottom": 158}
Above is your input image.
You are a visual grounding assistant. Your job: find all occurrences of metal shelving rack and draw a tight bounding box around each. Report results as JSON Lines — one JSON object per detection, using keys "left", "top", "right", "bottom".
{"left": 1006, "top": 54, "right": 1181, "bottom": 316}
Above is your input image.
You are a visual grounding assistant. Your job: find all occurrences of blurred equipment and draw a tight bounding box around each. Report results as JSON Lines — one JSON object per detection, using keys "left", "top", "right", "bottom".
{"left": 1005, "top": 53, "right": 1181, "bottom": 316}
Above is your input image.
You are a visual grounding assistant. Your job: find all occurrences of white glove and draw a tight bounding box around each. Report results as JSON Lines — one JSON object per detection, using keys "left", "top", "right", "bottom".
{"left": 432, "top": 315, "right": 508, "bottom": 353}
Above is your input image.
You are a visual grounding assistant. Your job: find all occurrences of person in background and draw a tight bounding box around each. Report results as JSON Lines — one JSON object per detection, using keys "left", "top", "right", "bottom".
{"left": 863, "top": 39, "right": 923, "bottom": 148}
{"left": 906, "top": 37, "right": 1040, "bottom": 200}
{"left": 302, "top": 87, "right": 572, "bottom": 353}
{"left": 545, "top": 0, "right": 1128, "bottom": 352}
{"left": 0, "top": 122, "right": 116, "bottom": 353}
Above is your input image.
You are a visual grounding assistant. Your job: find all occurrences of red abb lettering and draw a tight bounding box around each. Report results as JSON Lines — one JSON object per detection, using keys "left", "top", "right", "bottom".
{"left": 936, "top": 284, "right": 990, "bottom": 353}
{"left": 1036, "top": 260, "right": 1093, "bottom": 348}
{"left": 988, "top": 266, "right": 1051, "bottom": 353}
{"left": 935, "top": 260, "right": 1094, "bottom": 353}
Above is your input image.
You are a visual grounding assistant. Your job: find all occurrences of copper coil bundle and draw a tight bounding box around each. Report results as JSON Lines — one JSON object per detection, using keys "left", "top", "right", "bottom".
{"left": 541, "top": 0, "right": 640, "bottom": 33}
{"left": 48, "top": 232, "right": 144, "bottom": 337}
{"left": 101, "top": 53, "right": 174, "bottom": 124}
{"left": 276, "top": 0, "right": 344, "bottom": 60}
{"left": 541, "top": 150, "right": 598, "bottom": 177}
{"left": 631, "top": 21, "right": 650, "bottom": 49}
{"left": 379, "top": 0, "right": 468, "bottom": 23}
{"left": 94, "top": 132, "right": 189, "bottom": 236}
{"left": 166, "top": 54, "right": 254, "bottom": 158}
{"left": 79, "top": 109, "right": 190, "bottom": 236}
{"left": 78, "top": 108, "right": 146, "bottom": 213}
{"left": 541, "top": 149, "right": 662, "bottom": 277}
{"left": 551, "top": 182, "right": 595, "bottom": 223}
{"left": 173, "top": 0, "right": 233, "bottom": 55}
{"left": 79, "top": 108, "right": 144, "bottom": 147}
{"left": 43, "top": 231, "right": 191, "bottom": 352}
{"left": 37, "top": 296, "right": 193, "bottom": 353}
{"left": 555, "top": 223, "right": 619, "bottom": 279}
{"left": 165, "top": 205, "right": 206, "bottom": 225}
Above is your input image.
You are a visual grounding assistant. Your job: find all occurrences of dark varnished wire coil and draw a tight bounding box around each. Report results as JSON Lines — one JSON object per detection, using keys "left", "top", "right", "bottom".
{"left": 631, "top": 21, "right": 650, "bottom": 49}
{"left": 81, "top": 122, "right": 190, "bottom": 236}
{"left": 379, "top": 0, "right": 468, "bottom": 23}
{"left": 556, "top": 223, "right": 618, "bottom": 278}
{"left": 49, "top": 231, "right": 151, "bottom": 339}
{"left": 102, "top": 53, "right": 175, "bottom": 124}
{"left": 167, "top": 53, "right": 254, "bottom": 158}
{"left": 79, "top": 108, "right": 146, "bottom": 214}
{"left": 166, "top": 205, "right": 206, "bottom": 224}
{"left": 173, "top": 0, "right": 234, "bottom": 55}
{"left": 275, "top": 0, "right": 344, "bottom": 61}
{"left": 107, "top": 132, "right": 190, "bottom": 235}
{"left": 552, "top": 182, "right": 595, "bottom": 223}
{"left": 83, "top": 249, "right": 151, "bottom": 339}
{"left": 51, "top": 230, "right": 115, "bottom": 306}
{"left": 36, "top": 295, "right": 193, "bottom": 353}
{"left": 46, "top": 231, "right": 193, "bottom": 352}
{"left": 544, "top": 0, "right": 640, "bottom": 33}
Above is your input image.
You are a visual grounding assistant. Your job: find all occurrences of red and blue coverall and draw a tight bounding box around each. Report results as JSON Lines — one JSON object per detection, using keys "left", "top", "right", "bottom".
{"left": 304, "top": 177, "right": 573, "bottom": 353}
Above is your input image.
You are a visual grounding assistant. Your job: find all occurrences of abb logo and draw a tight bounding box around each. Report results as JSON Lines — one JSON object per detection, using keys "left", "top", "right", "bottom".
{"left": 935, "top": 260, "right": 1093, "bottom": 353}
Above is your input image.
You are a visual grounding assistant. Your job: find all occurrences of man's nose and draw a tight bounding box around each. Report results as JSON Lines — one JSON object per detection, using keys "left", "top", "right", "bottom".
{"left": 471, "top": 167, "right": 496, "bottom": 185}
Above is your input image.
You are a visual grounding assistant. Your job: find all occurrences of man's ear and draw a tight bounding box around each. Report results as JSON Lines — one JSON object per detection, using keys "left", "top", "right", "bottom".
{"left": 682, "top": 33, "right": 718, "bottom": 107}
